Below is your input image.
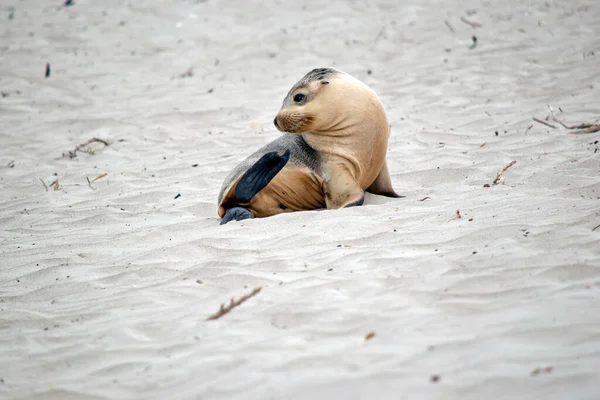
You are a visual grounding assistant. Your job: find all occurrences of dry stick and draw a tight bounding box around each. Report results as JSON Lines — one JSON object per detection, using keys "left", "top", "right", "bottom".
{"left": 86, "top": 176, "right": 96, "bottom": 190}
{"left": 444, "top": 19, "right": 455, "bottom": 33}
{"left": 63, "top": 137, "right": 110, "bottom": 158}
{"left": 524, "top": 125, "right": 534, "bottom": 134}
{"left": 49, "top": 179, "right": 60, "bottom": 191}
{"left": 592, "top": 224, "right": 600, "bottom": 232}
{"left": 533, "top": 117, "right": 557, "bottom": 129}
{"left": 39, "top": 178, "right": 48, "bottom": 192}
{"left": 91, "top": 172, "right": 108, "bottom": 183}
{"left": 574, "top": 125, "right": 600, "bottom": 134}
{"left": 546, "top": 104, "right": 557, "bottom": 121}
{"left": 542, "top": 108, "right": 600, "bottom": 134}
{"left": 206, "top": 286, "right": 262, "bottom": 321}
{"left": 448, "top": 209, "right": 462, "bottom": 222}
{"left": 493, "top": 161, "right": 517, "bottom": 185}
{"left": 460, "top": 16, "right": 482, "bottom": 28}
{"left": 553, "top": 119, "right": 600, "bottom": 133}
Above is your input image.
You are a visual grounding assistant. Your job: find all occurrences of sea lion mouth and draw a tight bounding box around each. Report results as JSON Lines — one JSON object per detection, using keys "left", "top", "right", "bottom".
{"left": 275, "top": 112, "right": 314, "bottom": 133}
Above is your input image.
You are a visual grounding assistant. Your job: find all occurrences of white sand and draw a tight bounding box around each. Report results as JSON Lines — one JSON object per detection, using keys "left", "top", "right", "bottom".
{"left": 1, "top": 0, "right": 600, "bottom": 399}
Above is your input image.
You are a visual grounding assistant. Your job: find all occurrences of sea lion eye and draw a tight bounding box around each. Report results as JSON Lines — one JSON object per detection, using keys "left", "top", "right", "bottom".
{"left": 293, "top": 93, "right": 305, "bottom": 103}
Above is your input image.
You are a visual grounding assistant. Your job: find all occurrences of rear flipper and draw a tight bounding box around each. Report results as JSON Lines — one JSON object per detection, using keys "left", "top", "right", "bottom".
{"left": 366, "top": 161, "right": 404, "bottom": 198}
{"left": 220, "top": 207, "right": 254, "bottom": 225}
{"left": 234, "top": 150, "right": 291, "bottom": 203}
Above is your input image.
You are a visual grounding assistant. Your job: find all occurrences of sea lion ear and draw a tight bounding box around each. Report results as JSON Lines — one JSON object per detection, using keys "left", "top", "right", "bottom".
{"left": 234, "top": 150, "right": 291, "bottom": 203}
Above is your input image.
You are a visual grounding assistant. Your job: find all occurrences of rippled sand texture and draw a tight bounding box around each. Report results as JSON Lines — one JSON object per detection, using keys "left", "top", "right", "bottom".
{"left": 1, "top": 0, "right": 600, "bottom": 399}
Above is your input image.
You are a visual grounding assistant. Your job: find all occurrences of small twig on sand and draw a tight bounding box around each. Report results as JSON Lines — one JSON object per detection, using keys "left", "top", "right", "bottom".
{"left": 553, "top": 119, "right": 600, "bottom": 134}
{"left": 448, "top": 209, "right": 462, "bottom": 222}
{"left": 524, "top": 125, "right": 533, "bottom": 134}
{"left": 469, "top": 35, "right": 478, "bottom": 49}
{"left": 533, "top": 117, "right": 557, "bottom": 129}
{"left": 460, "top": 16, "right": 482, "bottom": 28}
{"left": 39, "top": 178, "right": 48, "bottom": 192}
{"left": 535, "top": 107, "right": 600, "bottom": 134}
{"left": 365, "top": 331, "right": 376, "bottom": 340}
{"left": 91, "top": 172, "right": 108, "bottom": 183}
{"left": 49, "top": 178, "right": 60, "bottom": 191}
{"left": 546, "top": 104, "right": 557, "bottom": 121}
{"left": 530, "top": 366, "right": 553, "bottom": 376}
{"left": 418, "top": 196, "right": 431, "bottom": 202}
{"left": 206, "top": 286, "right": 262, "bottom": 321}
{"left": 7, "top": 160, "right": 15, "bottom": 168}
{"left": 86, "top": 176, "right": 96, "bottom": 190}
{"left": 62, "top": 138, "right": 109, "bottom": 159}
{"left": 493, "top": 161, "right": 517, "bottom": 185}
{"left": 444, "top": 19, "right": 455, "bottom": 33}
{"left": 592, "top": 224, "right": 600, "bottom": 232}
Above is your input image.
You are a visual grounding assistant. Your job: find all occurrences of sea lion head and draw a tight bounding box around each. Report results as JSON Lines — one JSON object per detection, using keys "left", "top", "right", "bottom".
{"left": 274, "top": 67, "right": 366, "bottom": 134}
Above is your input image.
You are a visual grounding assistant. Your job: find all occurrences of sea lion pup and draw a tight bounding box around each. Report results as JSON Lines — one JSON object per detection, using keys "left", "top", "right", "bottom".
{"left": 217, "top": 67, "right": 400, "bottom": 225}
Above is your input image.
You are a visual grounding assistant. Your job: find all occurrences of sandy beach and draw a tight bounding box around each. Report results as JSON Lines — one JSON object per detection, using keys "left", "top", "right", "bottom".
{"left": 1, "top": 0, "right": 600, "bottom": 399}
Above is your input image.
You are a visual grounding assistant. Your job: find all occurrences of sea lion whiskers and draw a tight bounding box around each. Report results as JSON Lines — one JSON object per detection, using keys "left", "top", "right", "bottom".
{"left": 279, "top": 112, "right": 314, "bottom": 133}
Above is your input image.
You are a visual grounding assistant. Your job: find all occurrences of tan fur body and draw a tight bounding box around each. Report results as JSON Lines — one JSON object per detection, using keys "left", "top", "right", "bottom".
{"left": 217, "top": 68, "right": 398, "bottom": 220}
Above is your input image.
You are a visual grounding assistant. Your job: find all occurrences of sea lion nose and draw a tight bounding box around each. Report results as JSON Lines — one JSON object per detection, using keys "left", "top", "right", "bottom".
{"left": 273, "top": 117, "right": 279, "bottom": 128}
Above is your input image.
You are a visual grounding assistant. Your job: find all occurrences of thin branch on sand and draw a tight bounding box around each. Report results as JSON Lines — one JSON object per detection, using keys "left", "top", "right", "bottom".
{"left": 206, "top": 286, "right": 262, "bottom": 321}
{"left": 91, "top": 172, "right": 108, "bottom": 183}
{"left": 62, "top": 138, "right": 110, "bottom": 159}
{"left": 460, "top": 16, "right": 482, "bottom": 28}
{"left": 444, "top": 20, "right": 455, "bottom": 33}
{"left": 448, "top": 209, "right": 462, "bottom": 222}
{"left": 534, "top": 107, "right": 600, "bottom": 134}
{"left": 493, "top": 161, "right": 517, "bottom": 185}
{"left": 86, "top": 177, "right": 96, "bottom": 190}
{"left": 532, "top": 117, "right": 557, "bottom": 129}
{"left": 39, "top": 177, "right": 48, "bottom": 192}
{"left": 49, "top": 178, "right": 60, "bottom": 191}
{"left": 553, "top": 119, "right": 600, "bottom": 134}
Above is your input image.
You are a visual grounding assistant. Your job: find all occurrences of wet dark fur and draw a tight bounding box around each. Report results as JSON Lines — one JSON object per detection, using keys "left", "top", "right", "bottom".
{"left": 284, "top": 68, "right": 338, "bottom": 98}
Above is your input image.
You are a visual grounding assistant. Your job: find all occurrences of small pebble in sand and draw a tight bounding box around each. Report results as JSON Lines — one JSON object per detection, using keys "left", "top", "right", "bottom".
{"left": 430, "top": 375, "right": 441, "bottom": 383}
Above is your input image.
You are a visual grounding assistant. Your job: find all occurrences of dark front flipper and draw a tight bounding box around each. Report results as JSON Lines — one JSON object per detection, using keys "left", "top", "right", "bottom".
{"left": 234, "top": 150, "right": 291, "bottom": 203}
{"left": 220, "top": 207, "right": 254, "bottom": 225}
